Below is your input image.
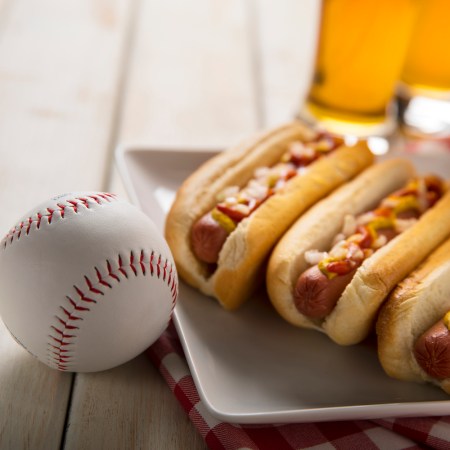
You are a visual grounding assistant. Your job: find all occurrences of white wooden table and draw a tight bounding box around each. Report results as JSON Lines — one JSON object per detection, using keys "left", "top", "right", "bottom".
{"left": 0, "top": 1, "right": 320, "bottom": 448}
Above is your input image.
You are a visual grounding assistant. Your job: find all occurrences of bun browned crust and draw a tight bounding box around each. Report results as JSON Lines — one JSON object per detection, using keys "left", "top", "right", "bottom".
{"left": 376, "top": 238, "right": 450, "bottom": 393}
{"left": 165, "top": 121, "right": 373, "bottom": 309}
{"left": 268, "top": 158, "right": 450, "bottom": 345}
{"left": 267, "top": 159, "right": 415, "bottom": 330}
{"left": 326, "top": 189, "right": 450, "bottom": 345}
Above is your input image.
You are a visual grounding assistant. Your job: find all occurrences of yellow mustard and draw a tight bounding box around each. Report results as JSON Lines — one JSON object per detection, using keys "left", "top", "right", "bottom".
{"left": 318, "top": 258, "right": 339, "bottom": 280}
{"left": 443, "top": 311, "right": 450, "bottom": 330}
{"left": 393, "top": 195, "right": 420, "bottom": 215}
{"left": 211, "top": 208, "right": 236, "bottom": 234}
{"left": 366, "top": 216, "right": 394, "bottom": 243}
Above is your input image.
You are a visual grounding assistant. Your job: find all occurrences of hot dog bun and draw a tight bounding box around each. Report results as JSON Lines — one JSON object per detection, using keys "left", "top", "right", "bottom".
{"left": 376, "top": 238, "right": 450, "bottom": 394}
{"left": 165, "top": 121, "right": 373, "bottom": 309}
{"left": 267, "top": 158, "right": 450, "bottom": 345}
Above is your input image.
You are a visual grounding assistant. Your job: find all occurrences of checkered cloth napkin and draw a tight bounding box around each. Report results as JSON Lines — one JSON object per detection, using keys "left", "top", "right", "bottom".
{"left": 147, "top": 323, "right": 450, "bottom": 450}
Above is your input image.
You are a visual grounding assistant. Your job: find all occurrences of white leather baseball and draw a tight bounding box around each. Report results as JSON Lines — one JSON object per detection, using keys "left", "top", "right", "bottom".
{"left": 0, "top": 192, "right": 178, "bottom": 372}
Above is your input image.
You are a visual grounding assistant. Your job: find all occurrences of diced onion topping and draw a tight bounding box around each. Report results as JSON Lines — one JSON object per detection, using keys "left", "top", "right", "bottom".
{"left": 328, "top": 240, "right": 349, "bottom": 260}
{"left": 305, "top": 249, "right": 329, "bottom": 265}
{"left": 372, "top": 234, "right": 388, "bottom": 249}
{"left": 356, "top": 212, "right": 374, "bottom": 226}
{"left": 305, "top": 175, "right": 445, "bottom": 279}
{"left": 210, "top": 132, "right": 342, "bottom": 227}
{"left": 216, "top": 185, "right": 239, "bottom": 202}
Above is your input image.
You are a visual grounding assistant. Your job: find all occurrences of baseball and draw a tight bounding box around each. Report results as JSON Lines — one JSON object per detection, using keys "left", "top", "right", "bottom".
{"left": 0, "top": 192, "right": 178, "bottom": 372}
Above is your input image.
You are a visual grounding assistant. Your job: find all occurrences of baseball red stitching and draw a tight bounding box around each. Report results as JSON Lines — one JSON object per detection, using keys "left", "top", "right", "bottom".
{"left": 2, "top": 192, "right": 178, "bottom": 371}
{"left": 48, "top": 250, "right": 178, "bottom": 371}
{"left": 2, "top": 193, "right": 116, "bottom": 248}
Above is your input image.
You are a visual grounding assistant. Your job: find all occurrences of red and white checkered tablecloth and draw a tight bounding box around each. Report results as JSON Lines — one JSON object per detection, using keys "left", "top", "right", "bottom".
{"left": 147, "top": 323, "right": 450, "bottom": 450}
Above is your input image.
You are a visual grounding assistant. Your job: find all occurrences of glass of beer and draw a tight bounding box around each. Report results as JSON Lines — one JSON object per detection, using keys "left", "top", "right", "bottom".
{"left": 300, "top": 0, "right": 422, "bottom": 138}
{"left": 397, "top": 0, "right": 450, "bottom": 138}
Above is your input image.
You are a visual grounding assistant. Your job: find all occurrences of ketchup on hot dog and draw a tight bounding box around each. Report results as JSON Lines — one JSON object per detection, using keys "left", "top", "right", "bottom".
{"left": 191, "top": 133, "right": 343, "bottom": 264}
{"left": 294, "top": 175, "right": 445, "bottom": 319}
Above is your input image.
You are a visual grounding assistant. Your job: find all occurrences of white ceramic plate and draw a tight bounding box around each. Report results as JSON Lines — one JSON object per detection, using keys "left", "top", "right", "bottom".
{"left": 116, "top": 144, "right": 450, "bottom": 424}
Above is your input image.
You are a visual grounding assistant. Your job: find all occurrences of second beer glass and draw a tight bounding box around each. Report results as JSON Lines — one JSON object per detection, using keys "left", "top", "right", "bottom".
{"left": 397, "top": 0, "right": 450, "bottom": 138}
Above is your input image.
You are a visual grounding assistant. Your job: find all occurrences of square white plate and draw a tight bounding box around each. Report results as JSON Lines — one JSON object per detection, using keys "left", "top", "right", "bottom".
{"left": 116, "top": 144, "right": 450, "bottom": 424}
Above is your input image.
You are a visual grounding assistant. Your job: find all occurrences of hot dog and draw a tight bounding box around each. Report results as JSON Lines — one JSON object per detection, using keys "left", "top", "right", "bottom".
{"left": 267, "top": 158, "right": 450, "bottom": 345}
{"left": 376, "top": 238, "right": 450, "bottom": 394}
{"left": 414, "top": 315, "right": 450, "bottom": 380}
{"left": 293, "top": 182, "right": 429, "bottom": 319}
{"left": 165, "top": 121, "right": 373, "bottom": 309}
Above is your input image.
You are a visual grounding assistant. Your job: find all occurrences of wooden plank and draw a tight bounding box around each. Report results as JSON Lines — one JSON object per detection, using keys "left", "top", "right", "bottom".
{"left": 253, "top": 0, "right": 321, "bottom": 126}
{"left": 66, "top": 0, "right": 258, "bottom": 448}
{"left": 0, "top": 0, "right": 12, "bottom": 23}
{"left": 118, "top": 0, "right": 258, "bottom": 147}
{"left": 64, "top": 354, "right": 207, "bottom": 450}
{"left": 0, "top": 0, "right": 133, "bottom": 231}
{"left": 0, "top": 325, "right": 72, "bottom": 450}
{"left": 0, "top": 0, "right": 135, "bottom": 448}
